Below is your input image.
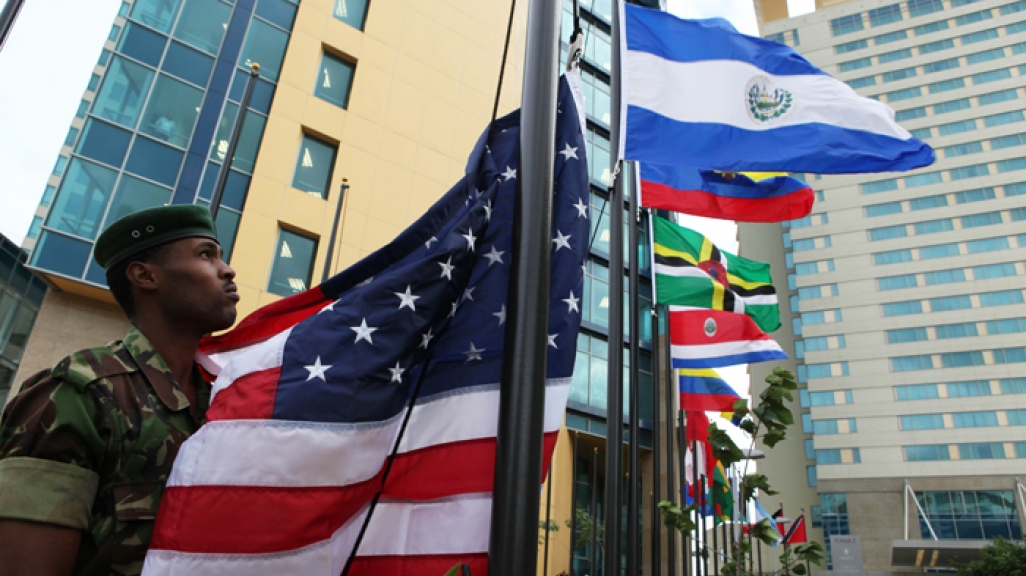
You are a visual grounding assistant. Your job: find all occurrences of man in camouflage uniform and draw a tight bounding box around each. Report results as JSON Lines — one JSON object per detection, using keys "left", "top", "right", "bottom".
{"left": 0, "top": 205, "right": 239, "bottom": 576}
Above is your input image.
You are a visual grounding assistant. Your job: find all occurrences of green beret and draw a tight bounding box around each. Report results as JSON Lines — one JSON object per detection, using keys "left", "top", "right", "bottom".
{"left": 94, "top": 205, "right": 219, "bottom": 270}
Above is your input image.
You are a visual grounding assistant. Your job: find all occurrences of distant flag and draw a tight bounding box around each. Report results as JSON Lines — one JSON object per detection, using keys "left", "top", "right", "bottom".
{"left": 684, "top": 441, "right": 715, "bottom": 490}
{"left": 669, "top": 309, "right": 786, "bottom": 369}
{"left": 783, "top": 513, "right": 808, "bottom": 545}
{"left": 749, "top": 499, "right": 783, "bottom": 546}
{"left": 711, "top": 461, "right": 733, "bottom": 525}
{"left": 639, "top": 165, "right": 814, "bottom": 223}
{"left": 772, "top": 505, "right": 788, "bottom": 536}
{"left": 653, "top": 215, "right": 780, "bottom": 332}
{"left": 620, "top": 4, "right": 935, "bottom": 174}
{"left": 679, "top": 368, "right": 741, "bottom": 412}
{"left": 143, "top": 74, "right": 590, "bottom": 576}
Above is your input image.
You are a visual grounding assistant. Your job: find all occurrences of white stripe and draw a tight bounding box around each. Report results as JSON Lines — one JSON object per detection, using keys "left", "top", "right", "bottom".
{"left": 208, "top": 328, "right": 292, "bottom": 401}
{"left": 142, "top": 506, "right": 369, "bottom": 576}
{"left": 626, "top": 52, "right": 911, "bottom": 139}
{"left": 169, "top": 381, "right": 571, "bottom": 488}
{"left": 671, "top": 339, "right": 782, "bottom": 359}
{"left": 358, "top": 494, "right": 492, "bottom": 556}
{"left": 743, "top": 294, "right": 778, "bottom": 306}
{"left": 654, "top": 264, "right": 711, "bottom": 281}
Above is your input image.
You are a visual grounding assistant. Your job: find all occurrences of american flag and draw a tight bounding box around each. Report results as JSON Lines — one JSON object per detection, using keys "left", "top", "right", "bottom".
{"left": 142, "top": 74, "right": 589, "bottom": 576}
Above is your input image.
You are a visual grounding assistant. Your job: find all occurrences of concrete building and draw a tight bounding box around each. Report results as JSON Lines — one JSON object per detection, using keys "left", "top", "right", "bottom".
{"left": 10, "top": 0, "right": 672, "bottom": 573}
{"left": 745, "top": 0, "right": 1026, "bottom": 572}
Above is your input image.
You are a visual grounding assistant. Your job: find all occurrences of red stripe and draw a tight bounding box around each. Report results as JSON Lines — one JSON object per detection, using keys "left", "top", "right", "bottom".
{"left": 150, "top": 469, "right": 383, "bottom": 553}
{"left": 641, "top": 180, "right": 814, "bottom": 223}
{"left": 680, "top": 392, "right": 741, "bottom": 412}
{"left": 670, "top": 310, "right": 772, "bottom": 346}
{"left": 199, "top": 287, "right": 329, "bottom": 354}
{"left": 349, "top": 553, "right": 488, "bottom": 576}
{"left": 149, "top": 432, "right": 560, "bottom": 554}
{"left": 205, "top": 367, "right": 281, "bottom": 421}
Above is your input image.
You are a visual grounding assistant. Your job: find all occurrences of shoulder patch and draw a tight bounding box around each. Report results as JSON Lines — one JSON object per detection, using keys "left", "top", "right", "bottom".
{"left": 51, "top": 343, "right": 138, "bottom": 390}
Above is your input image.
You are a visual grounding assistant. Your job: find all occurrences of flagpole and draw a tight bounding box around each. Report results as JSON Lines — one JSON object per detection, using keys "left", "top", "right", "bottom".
{"left": 711, "top": 493, "right": 719, "bottom": 576}
{"left": 626, "top": 162, "right": 641, "bottom": 576}
{"left": 569, "top": 432, "right": 579, "bottom": 575}
{"left": 488, "top": 0, "right": 561, "bottom": 573}
{"left": 210, "top": 63, "right": 259, "bottom": 220}
{"left": 677, "top": 412, "right": 690, "bottom": 576}
{"left": 0, "top": 0, "right": 25, "bottom": 52}
{"left": 605, "top": 1, "right": 626, "bottom": 575}
{"left": 650, "top": 303, "right": 662, "bottom": 576}
{"left": 663, "top": 304, "right": 681, "bottom": 576}
{"left": 688, "top": 434, "right": 702, "bottom": 576}
{"left": 592, "top": 447, "right": 600, "bottom": 572}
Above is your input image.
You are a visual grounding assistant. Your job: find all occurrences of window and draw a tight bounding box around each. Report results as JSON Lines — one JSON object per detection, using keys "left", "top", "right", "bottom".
{"left": 908, "top": 0, "right": 943, "bottom": 16}
{"left": 934, "top": 98, "right": 971, "bottom": 115}
{"left": 892, "top": 355, "right": 933, "bottom": 371}
{"left": 333, "top": 0, "right": 370, "bottom": 30}
{"left": 920, "top": 38, "right": 955, "bottom": 55}
{"left": 816, "top": 448, "right": 860, "bottom": 465}
{"left": 831, "top": 14, "right": 865, "bottom": 36}
{"left": 962, "top": 212, "right": 1002, "bottom": 228}
{"left": 798, "top": 284, "right": 838, "bottom": 299}
{"left": 870, "top": 4, "right": 903, "bottom": 26}
{"left": 952, "top": 411, "right": 999, "bottom": 428}
{"left": 101, "top": 175, "right": 172, "bottom": 232}
{"left": 44, "top": 159, "right": 118, "bottom": 240}
{"left": 163, "top": 41, "right": 215, "bottom": 87}
{"left": 118, "top": 21, "right": 168, "bottom": 67}
{"left": 935, "top": 322, "right": 977, "bottom": 339}
{"left": 878, "top": 274, "right": 918, "bottom": 290}
{"left": 1014, "top": 208, "right": 1026, "bottom": 221}
{"left": 911, "top": 127, "right": 932, "bottom": 139}
{"left": 915, "top": 20, "right": 949, "bottom": 35}
{"left": 962, "top": 28, "right": 999, "bottom": 45}
{"left": 1007, "top": 182, "right": 1026, "bottom": 196}
{"left": 870, "top": 225, "right": 908, "bottom": 241}
{"left": 944, "top": 142, "right": 982, "bottom": 158}
{"left": 925, "top": 269, "right": 965, "bottom": 285}
{"left": 915, "top": 218, "right": 954, "bottom": 234}
{"left": 875, "top": 249, "right": 913, "bottom": 265}
{"left": 948, "top": 380, "right": 991, "bottom": 397}
{"left": 292, "top": 133, "right": 338, "bottom": 198}
{"left": 956, "top": 10, "right": 994, "bottom": 26}
{"left": 966, "top": 237, "right": 1009, "bottom": 253}
{"left": 972, "top": 68, "right": 1012, "bottom": 84}
{"left": 884, "top": 301, "right": 923, "bottom": 316}
{"left": 991, "top": 133, "right": 1026, "bottom": 149}
{"left": 861, "top": 179, "right": 899, "bottom": 194}
{"left": 139, "top": 74, "right": 203, "bottom": 147}
{"left": 888, "top": 327, "right": 928, "bottom": 343}
{"left": 979, "top": 89, "right": 1019, "bottom": 106}
{"left": 923, "top": 58, "right": 960, "bottom": 73}
{"left": 802, "top": 309, "right": 842, "bottom": 325}
{"left": 901, "top": 414, "right": 944, "bottom": 430}
{"left": 919, "top": 243, "right": 959, "bottom": 259}
{"left": 959, "top": 443, "right": 1004, "bottom": 460}
{"left": 238, "top": 18, "right": 290, "bottom": 82}
{"left": 268, "top": 229, "right": 317, "bottom": 297}
{"left": 884, "top": 67, "right": 918, "bottom": 82}
{"left": 984, "top": 110, "right": 1025, "bottom": 127}
{"left": 931, "top": 295, "right": 971, "bottom": 311}
{"left": 895, "top": 107, "right": 927, "bottom": 121}
{"left": 879, "top": 48, "right": 913, "bottom": 63}
{"left": 807, "top": 362, "right": 849, "bottom": 378}
{"left": 997, "top": 157, "right": 1026, "bottom": 172}
{"left": 314, "top": 52, "right": 356, "bottom": 109}
{"left": 966, "top": 47, "right": 1004, "bottom": 64}
{"left": 887, "top": 87, "right": 922, "bottom": 101}
{"left": 172, "top": 0, "right": 231, "bottom": 55}
{"left": 866, "top": 201, "right": 903, "bottom": 216}
{"left": 988, "top": 317, "right": 1026, "bottom": 334}
{"left": 876, "top": 29, "right": 908, "bottom": 44}
{"left": 981, "top": 290, "right": 1024, "bottom": 307}
{"left": 1003, "top": 0, "right": 1026, "bottom": 14}
{"left": 835, "top": 39, "right": 869, "bottom": 54}
{"left": 847, "top": 76, "right": 877, "bottom": 89}
{"left": 807, "top": 466, "right": 817, "bottom": 487}
{"left": 26, "top": 216, "right": 42, "bottom": 239}
{"left": 941, "top": 351, "right": 985, "bottom": 367}
{"left": 949, "top": 163, "right": 989, "bottom": 180}
{"left": 938, "top": 119, "right": 976, "bottom": 135}
{"left": 905, "top": 445, "right": 950, "bottom": 461}
{"left": 130, "top": 0, "right": 183, "bottom": 33}
{"left": 840, "top": 57, "right": 873, "bottom": 72}
{"left": 92, "top": 56, "right": 155, "bottom": 129}
{"left": 1002, "top": 378, "right": 1026, "bottom": 394}
{"left": 255, "top": 0, "right": 298, "bottom": 29}
{"left": 906, "top": 172, "right": 944, "bottom": 187}
{"left": 955, "top": 187, "right": 995, "bottom": 203}
{"left": 974, "top": 263, "right": 1016, "bottom": 279}
{"left": 76, "top": 118, "right": 132, "bottom": 168}
{"left": 929, "top": 77, "right": 964, "bottom": 93}
{"left": 897, "top": 383, "right": 939, "bottom": 400}
{"left": 125, "top": 136, "right": 185, "bottom": 187}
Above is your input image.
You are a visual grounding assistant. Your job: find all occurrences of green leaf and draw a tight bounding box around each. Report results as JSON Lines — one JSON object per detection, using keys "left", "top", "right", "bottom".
{"left": 739, "top": 419, "right": 757, "bottom": 434}
{"left": 793, "top": 563, "right": 807, "bottom": 575}
{"left": 443, "top": 563, "right": 465, "bottom": 576}
{"left": 762, "top": 429, "right": 787, "bottom": 448}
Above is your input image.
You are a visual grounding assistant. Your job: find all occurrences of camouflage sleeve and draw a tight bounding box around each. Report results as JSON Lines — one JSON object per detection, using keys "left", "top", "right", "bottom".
{"left": 0, "top": 369, "right": 110, "bottom": 529}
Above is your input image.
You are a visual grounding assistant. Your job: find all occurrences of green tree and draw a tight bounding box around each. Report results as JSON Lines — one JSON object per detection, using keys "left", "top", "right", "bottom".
{"left": 954, "top": 537, "right": 1026, "bottom": 576}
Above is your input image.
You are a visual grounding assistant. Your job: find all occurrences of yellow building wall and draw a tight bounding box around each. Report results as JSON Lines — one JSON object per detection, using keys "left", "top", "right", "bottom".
{"left": 228, "top": 0, "right": 528, "bottom": 321}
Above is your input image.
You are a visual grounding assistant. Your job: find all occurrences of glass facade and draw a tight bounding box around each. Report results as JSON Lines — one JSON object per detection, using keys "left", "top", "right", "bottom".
{"left": 0, "top": 236, "right": 47, "bottom": 403}
{"left": 916, "top": 491, "right": 1022, "bottom": 540}
{"left": 32, "top": 0, "right": 299, "bottom": 285}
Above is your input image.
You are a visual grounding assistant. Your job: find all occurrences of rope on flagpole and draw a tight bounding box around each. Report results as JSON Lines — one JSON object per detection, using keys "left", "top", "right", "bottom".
{"left": 490, "top": 0, "right": 518, "bottom": 127}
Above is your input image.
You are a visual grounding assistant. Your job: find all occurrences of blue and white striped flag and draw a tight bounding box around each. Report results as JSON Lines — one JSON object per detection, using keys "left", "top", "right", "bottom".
{"left": 620, "top": 3, "right": 935, "bottom": 174}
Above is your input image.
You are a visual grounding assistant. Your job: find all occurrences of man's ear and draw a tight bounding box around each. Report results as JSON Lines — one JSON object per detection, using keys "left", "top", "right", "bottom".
{"left": 125, "top": 260, "right": 160, "bottom": 294}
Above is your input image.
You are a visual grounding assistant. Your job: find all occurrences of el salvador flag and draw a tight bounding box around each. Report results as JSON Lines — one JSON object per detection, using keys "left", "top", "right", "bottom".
{"left": 620, "top": 4, "right": 935, "bottom": 174}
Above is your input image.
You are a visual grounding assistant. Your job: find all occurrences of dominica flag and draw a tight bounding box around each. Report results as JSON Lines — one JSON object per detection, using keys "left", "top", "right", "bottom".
{"left": 711, "top": 460, "right": 733, "bottom": 525}
{"left": 653, "top": 215, "right": 779, "bottom": 332}
{"left": 678, "top": 368, "right": 741, "bottom": 412}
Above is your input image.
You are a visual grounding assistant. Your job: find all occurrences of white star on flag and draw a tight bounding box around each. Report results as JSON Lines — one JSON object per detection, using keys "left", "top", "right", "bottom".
{"left": 501, "top": 166, "right": 517, "bottom": 181}
{"left": 547, "top": 333, "right": 558, "bottom": 348}
{"left": 420, "top": 328, "right": 434, "bottom": 349}
{"left": 563, "top": 291, "right": 580, "bottom": 313}
{"left": 464, "top": 342, "right": 485, "bottom": 361}
{"left": 483, "top": 246, "right": 505, "bottom": 267}
{"left": 304, "top": 356, "right": 332, "bottom": 381}
{"left": 493, "top": 304, "right": 506, "bottom": 326}
{"left": 558, "top": 143, "right": 578, "bottom": 161}
{"left": 552, "top": 230, "right": 572, "bottom": 252}
{"left": 351, "top": 318, "right": 378, "bottom": 344}
{"left": 425, "top": 236, "right": 438, "bottom": 249}
{"left": 449, "top": 301, "right": 459, "bottom": 318}
{"left": 318, "top": 300, "right": 337, "bottom": 314}
{"left": 462, "top": 229, "right": 477, "bottom": 252}
{"left": 394, "top": 285, "right": 420, "bottom": 311}
{"left": 356, "top": 277, "right": 374, "bottom": 287}
{"left": 462, "top": 287, "right": 475, "bottom": 302}
{"left": 439, "top": 257, "right": 455, "bottom": 280}
{"left": 483, "top": 201, "right": 493, "bottom": 222}
{"left": 388, "top": 361, "right": 405, "bottom": 384}
{"left": 573, "top": 198, "right": 588, "bottom": 218}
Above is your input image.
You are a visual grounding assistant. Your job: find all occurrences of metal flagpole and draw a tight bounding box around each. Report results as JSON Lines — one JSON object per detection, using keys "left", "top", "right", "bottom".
{"left": 592, "top": 447, "right": 600, "bottom": 573}
{"left": 689, "top": 435, "right": 702, "bottom": 576}
{"left": 488, "top": 0, "right": 561, "bottom": 572}
{"left": 627, "top": 169, "right": 642, "bottom": 576}
{"left": 699, "top": 473, "right": 709, "bottom": 576}
{"left": 650, "top": 302, "right": 662, "bottom": 576}
{"left": 570, "top": 433, "right": 579, "bottom": 575}
{"left": 544, "top": 462, "right": 553, "bottom": 576}
{"left": 711, "top": 493, "right": 719, "bottom": 576}
{"left": 606, "top": 1, "right": 626, "bottom": 574}
{"left": 677, "top": 412, "right": 689, "bottom": 576}
{"left": 210, "top": 63, "right": 260, "bottom": 220}
{"left": 0, "top": 0, "right": 25, "bottom": 53}
{"left": 322, "top": 179, "right": 349, "bottom": 282}
{"left": 663, "top": 305, "right": 680, "bottom": 576}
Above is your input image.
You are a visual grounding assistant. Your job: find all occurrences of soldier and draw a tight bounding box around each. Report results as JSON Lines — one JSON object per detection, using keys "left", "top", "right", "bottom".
{"left": 0, "top": 205, "right": 239, "bottom": 576}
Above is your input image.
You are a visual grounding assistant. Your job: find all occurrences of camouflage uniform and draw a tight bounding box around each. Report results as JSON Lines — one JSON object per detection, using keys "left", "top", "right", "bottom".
{"left": 0, "top": 327, "right": 209, "bottom": 576}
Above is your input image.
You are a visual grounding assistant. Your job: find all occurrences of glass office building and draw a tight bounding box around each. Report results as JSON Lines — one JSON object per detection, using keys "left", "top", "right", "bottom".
{"left": 744, "top": 0, "right": 1026, "bottom": 571}
{"left": 0, "top": 234, "right": 46, "bottom": 404}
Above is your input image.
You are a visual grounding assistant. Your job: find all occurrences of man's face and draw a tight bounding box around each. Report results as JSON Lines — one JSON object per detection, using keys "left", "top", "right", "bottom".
{"left": 153, "top": 237, "right": 239, "bottom": 334}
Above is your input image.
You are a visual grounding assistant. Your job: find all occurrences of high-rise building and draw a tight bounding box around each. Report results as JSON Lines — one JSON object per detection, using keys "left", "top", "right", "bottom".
{"left": 0, "top": 233, "right": 47, "bottom": 403}
{"left": 745, "top": 0, "right": 1026, "bottom": 572}
{"left": 11, "top": 0, "right": 668, "bottom": 573}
